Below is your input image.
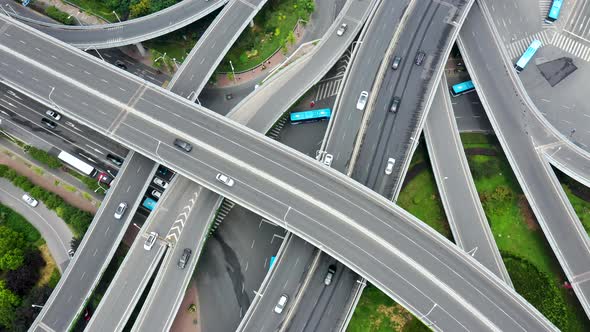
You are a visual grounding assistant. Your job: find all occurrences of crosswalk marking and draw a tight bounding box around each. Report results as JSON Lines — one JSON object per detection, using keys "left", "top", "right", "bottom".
{"left": 314, "top": 78, "right": 342, "bottom": 101}
{"left": 506, "top": 30, "right": 551, "bottom": 59}
{"left": 552, "top": 31, "right": 590, "bottom": 61}
{"left": 505, "top": 28, "right": 590, "bottom": 62}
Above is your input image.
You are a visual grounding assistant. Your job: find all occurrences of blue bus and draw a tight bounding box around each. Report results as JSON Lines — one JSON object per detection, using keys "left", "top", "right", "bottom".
{"left": 290, "top": 108, "right": 331, "bottom": 124}
{"left": 142, "top": 197, "right": 157, "bottom": 211}
{"left": 450, "top": 80, "right": 475, "bottom": 97}
{"left": 545, "top": 0, "right": 563, "bottom": 23}
{"left": 269, "top": 256, "right": 276, "bottom": 270}
{"left": 514, "top": 40, "right": 542, "bottom": 73}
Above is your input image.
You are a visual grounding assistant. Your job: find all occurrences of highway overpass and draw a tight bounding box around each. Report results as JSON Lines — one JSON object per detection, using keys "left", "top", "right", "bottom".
{"left": 458, "top": 0, "right": 590, "bottom": 319}
{"left": 424, "top": 75, "right": 511, "bottom": 285}
{"left": 30, "top": 152, "right": 157, "bottom": 331}
{"left": 0, "top": 14, "right": 557, "bottom": 331}
{"left": 5, "top": 0, "right": 228, "bottom": 48}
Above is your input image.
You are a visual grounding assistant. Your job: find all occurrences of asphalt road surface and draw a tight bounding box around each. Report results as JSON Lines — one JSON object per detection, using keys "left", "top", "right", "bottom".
{"left": 324, "top": 0, "right": 409, "bottom": 173}
{"left": 0, "top": 178, "right": 73, "bottom": 272}
{"left": 459, "top": 0, "right": 590, "bottom": 319}
{"left": 352, "top": 0, "right": 467, "bottom": 198}
{"left": 424, "top": 77, "right": 510, "bottom": 284}
{"left": 0, "top": 15, "right": 557, "bottom": 330}
{"left": 10, "top": 0, "right": 228, "bottom": 48}
{"left": 30, "top": 153, "right": 157, "bottom": 332}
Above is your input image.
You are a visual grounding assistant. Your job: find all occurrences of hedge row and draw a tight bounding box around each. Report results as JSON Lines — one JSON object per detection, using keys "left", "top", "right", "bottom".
{"left": 0, "top": 165, "right": 93, "bottom": 237}
{"left": 25, "top": 146, "right": 62, "bottom": 169}
{"left": 44, "top": 6, "right": 75, "bottom": 25}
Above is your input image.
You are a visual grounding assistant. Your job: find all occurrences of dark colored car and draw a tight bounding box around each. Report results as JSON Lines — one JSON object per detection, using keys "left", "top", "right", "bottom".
{"left": 389, "top": 97, "right": 401, "bottom": 113}
{"left": 98, "top": 172, "right": 112, "bottom": 185}
{"left": 391, "top": 56, "right": 402, "bottom": 70}
{"left": 178, "top": 248, "right": 192, "bottom": 269}
{"left": 414, "top": 51, "right": 426, "bottom": 66}
{"left": 114, "top": 60, "right": 128, "bottom": 70}
{"left": 106, "top": 154, "right": 124, "bottom": 166}
{"left": 41, "top": 118, "right": 57, "bottom": 129}
{"left": 174, "top": 138, "right": 192, "bottom": 152}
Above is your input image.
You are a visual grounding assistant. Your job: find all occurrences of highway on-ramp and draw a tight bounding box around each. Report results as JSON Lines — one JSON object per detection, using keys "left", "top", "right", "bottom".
{"left": 0, "top": 178, "right": 73, "bottom": 272}
{"left": 6, "top": 0, "right": 228, "bottom": 48}
{"left": 424, "top": 76, "right": 510, "bottom": 285}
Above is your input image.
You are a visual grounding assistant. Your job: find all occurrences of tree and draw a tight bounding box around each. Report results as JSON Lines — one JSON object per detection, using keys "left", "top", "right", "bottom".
{"left": 13, "top": 286, "right": 52, "bottom": 331}
{"left": 0, "top": 281, "right": 21, "bottom": 329}
{"left": 129, "top": 0, "right": 150, "bottom": 18}
{"left": 5, "top": 249, "right": 44, "bottom": 296}
{"left": 0, "top": 226, "right": 26, "bottom": 271}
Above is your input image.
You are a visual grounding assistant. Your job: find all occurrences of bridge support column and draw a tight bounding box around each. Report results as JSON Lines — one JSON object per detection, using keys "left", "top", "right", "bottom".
{"left": 135, "top": 43, "right": 147, "bottom": 57}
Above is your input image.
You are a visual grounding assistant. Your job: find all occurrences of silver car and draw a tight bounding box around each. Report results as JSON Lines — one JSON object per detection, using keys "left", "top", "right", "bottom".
{"left": 385, "top": 158, "right": 395, "bottom": 175}
{"left": 114, "top": 202, "right": 128, "bottom": 219}
{"left": 274, "top": 294, "right": 289, "bottom": 314}
{"left": 22, "top": 193, "right": 39, "bottom": 207}
{"left": 356, "top": 91, "right": 369, "bottom": 111}
{"left": 144, "top": 232, "right": 158, "bottom": 251}
{"left": 45, "top": 110, "right": 61, "bottom": 121}
{"left": 216, "top": 173, "right": 235, "bottom": 187}
{"left": 336, "top": 23, "right": 347, "bottom": 36}
{"left": 323, "top": 153, "right": 333, "bottom": 167}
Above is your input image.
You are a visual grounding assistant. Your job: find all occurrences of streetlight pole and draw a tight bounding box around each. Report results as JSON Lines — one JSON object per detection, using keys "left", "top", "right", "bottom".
{"left": 112, "top": 11, "right": 121, "bottom": 23}
{"left": 154, "top": 52, "right": 167, "bottom": 63}
{"left": 229, "top": 60, "right": 236, "bottom": 82}
{"left": 83, "top": 46, "right": 105, "bottom": 62}
{"left": 67, "top": 13, "right": 84, "bottom": 26}
{"left": 31, "top": 304, "right": 43, "bottom": 309}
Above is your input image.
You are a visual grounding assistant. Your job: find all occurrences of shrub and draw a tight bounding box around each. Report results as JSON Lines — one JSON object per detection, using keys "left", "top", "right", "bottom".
{"left": 504, "top": 254, "right": 569, "bottom": 330}
{"left": 44, "top": 6, "right": 75, "bottom": 25}
{"left": 26, "top": 147, "right": 62, "bottom": 169}
{"left": 0, "top": 166, "right": 93, "bottom": 237}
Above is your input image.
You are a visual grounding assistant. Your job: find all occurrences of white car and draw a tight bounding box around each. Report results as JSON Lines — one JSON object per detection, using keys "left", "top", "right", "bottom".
{"left": 45, "top": 110, "right": 61, "bottom": 121}
{"left": 274, "top": 294, "right": 289, "bottom": 314}
{"left": 114, "top": 202, "right": 128, "bottom": 219}
{"left": 323, "top": 153, "right": 333, "bottom": 167}
{"left": 216, "top": 173, "right": 235, "bottom": 187}
{"left": 356, "top": 91, "right": 369, "bottom": 111}
{"left": 153, "top": 177, "right": 168, "bottom": 189}
{"left": 336, "top": 23, "right": 348, "bottom": 36}
{"left": 144, "top": 232, "right": 158, "bottom": 251}
{"left": 22, "top": 193, "right": 39, "bottom": 207}
{"left": 385, "top": 158, "right": 395, "bottom": 175}
{"left": 151, "top": 189, "right": 162, "bottom": 199}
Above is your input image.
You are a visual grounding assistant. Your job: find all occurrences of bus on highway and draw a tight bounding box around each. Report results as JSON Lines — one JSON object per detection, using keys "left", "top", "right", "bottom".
{"left": 290, "top": 108, "right": 331, "bottom": 124}
{"left": 545, "top": 0, "right": 563, "bottom": 23}
{"left": 514, "top": 40, "right": 542, "bottom": 73}
{"left": 142, "top": 197, "right": 157, "bottom": 211}
{"left": 58, "top": 151, "right": 97, "bottom": 177}
{"left": 450, "top": 80, "right": 475, "bottom": 97}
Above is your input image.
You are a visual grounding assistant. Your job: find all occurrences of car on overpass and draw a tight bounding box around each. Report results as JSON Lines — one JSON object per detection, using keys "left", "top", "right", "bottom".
{"left": 274, "top": 294, "right": 289, "bottom": 314}
{"left": 114, "top": 202, "right": 128, "bottom": 220}
{"left": 356, "top": 91, "right": 369, "bottom": 111}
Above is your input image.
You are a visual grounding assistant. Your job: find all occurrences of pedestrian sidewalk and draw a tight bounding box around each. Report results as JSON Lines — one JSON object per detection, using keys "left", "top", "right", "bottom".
{"left": 0, "top": 139, "right": 100, "bottom": 213}
{"left": 34, "top": 0, "right": 108, "bottom": 25}
{"left": 215, "top": 23, "right": 310, "bottom": 88}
